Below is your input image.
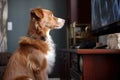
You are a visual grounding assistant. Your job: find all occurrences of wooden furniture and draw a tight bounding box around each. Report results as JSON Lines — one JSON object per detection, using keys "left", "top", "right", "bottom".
{"left": 60, "top": 49, "right": 120, "bottom": 80}
{"left": 64, "top": 0, "right": 120, "bottom": 80}
{"left": 0, "top": 52, "right": 12, "bottom": 79}
{"left": 66, "top": 22, "right": 96, "bottom": 48}
{"left": 66, "top": 0, "right": 96, "bottom": 48}
{"left": 66, "top": 0, "right": 95, "bottom": 46}
{"left": 68, "top": 0, "right": 91, "bottom": 23}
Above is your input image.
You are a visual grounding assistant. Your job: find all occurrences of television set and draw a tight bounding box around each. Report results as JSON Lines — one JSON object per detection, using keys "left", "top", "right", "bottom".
{"left": 91, "top": 0, "right": 120, "bottom": 36}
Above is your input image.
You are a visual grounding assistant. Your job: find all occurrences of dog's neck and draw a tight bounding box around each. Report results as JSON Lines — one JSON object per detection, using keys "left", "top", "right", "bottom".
{"left": 27, "top": 34, "right": 46, "bottom": 41}
{"left": 44, "top": 29, "right": 56, "bottom": 74}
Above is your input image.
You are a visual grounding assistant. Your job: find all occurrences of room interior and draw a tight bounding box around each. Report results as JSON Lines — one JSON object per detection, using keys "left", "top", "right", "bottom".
{"left": 0, "top": 0, "right": 120, "bottom": 80}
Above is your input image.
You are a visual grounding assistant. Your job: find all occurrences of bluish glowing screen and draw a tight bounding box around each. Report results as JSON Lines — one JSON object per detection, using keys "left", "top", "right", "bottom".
{"left": 91, "top": 0, "right": 120, "bottom": 31}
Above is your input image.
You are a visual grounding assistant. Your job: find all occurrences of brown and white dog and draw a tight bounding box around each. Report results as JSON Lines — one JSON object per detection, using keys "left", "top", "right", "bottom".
{"left": 3, "top": 7, "right": 65, "bottom": 80}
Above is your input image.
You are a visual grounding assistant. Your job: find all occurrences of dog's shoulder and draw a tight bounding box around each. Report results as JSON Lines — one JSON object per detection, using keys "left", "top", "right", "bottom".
{"left": 18, "top": 36, "right": 49, "bottom": 54}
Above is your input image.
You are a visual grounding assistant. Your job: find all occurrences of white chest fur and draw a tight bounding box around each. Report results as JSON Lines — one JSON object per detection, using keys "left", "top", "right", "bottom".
{"left": 45, "top": 30, "right": 56, "bottom": 74}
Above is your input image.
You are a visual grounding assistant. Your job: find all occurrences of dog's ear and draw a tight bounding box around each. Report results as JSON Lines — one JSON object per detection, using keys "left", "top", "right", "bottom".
{"left": 31, "top": 8, "right": 44, "bottom": 20}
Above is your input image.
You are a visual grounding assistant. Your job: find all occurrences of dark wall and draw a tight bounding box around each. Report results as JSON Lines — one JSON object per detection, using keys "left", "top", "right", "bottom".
{"left": 7, "top": 0, "right": 68, "bottom": 77}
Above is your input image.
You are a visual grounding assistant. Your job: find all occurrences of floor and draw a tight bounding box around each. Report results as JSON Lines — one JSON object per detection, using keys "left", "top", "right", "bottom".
{"left": 49, "top": 78, "right": 60, "bottom": 80}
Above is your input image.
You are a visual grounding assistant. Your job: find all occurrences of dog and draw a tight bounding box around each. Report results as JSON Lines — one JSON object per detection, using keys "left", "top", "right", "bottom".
{"left": 3, "top": 7, "right": 65, "bottom": 80}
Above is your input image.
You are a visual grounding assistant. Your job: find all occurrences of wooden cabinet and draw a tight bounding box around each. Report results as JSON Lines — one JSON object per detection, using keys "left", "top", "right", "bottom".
{"left": 66, "top": 22, "right": 96, "bottom": 48}
{"left": 62, "top": 0, "right": 120, "bottom": 80}
{"left": 68, "top": 0, "right": 91, "bottom": 23}
{"left": 60, "top": 49, "right": 120, "bottom": 80}
{"left": 60, "top": 51, "right": 71, "bottom": 80}
{"left": 66, "top": 0, "right": 96, "bottom": 48}
{"left": 77, "top": 0, "right": 91, "bottom": 23}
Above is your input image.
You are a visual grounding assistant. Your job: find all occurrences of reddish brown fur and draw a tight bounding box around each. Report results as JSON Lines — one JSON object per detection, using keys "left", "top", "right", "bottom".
{"left": 3, "top": 38, "right": 48, "bottom": 80}
{"left": 3, "top": 7, "right": 65, "bottom": 80}
{"left": 3, "top": 8, "right": 52, "bottom": 80}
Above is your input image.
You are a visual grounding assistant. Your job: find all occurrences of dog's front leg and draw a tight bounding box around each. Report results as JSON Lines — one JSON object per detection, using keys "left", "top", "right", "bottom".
{"left": 28, "top": 52, "right": 48, "bottom": 80}
{"left": 40, "top": 70, "right": 48, "bottom": 80}
{"left": 34, "top": 69, "right": 48, "bottom": 80}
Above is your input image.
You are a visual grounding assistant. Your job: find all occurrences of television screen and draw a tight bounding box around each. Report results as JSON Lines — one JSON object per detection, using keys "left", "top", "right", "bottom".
{"left": 91, "top": 0, "right": 120, "bottom": 35}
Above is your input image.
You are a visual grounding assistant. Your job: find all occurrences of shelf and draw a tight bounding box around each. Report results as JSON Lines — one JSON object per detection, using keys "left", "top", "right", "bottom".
{"left": 66, "top": 22, "right": 97, "bottom": 48}
{"left": 76, "top": 49, "right": 120, "bottom": 54}
{"left": 61, "top": 49, "right": 120, "bottom": 55}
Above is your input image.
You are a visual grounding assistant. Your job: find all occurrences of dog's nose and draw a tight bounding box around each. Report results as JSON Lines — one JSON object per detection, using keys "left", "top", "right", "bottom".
{"left": 54, "top": 18, "right": 65, "bottom": 29}
{"left": 58, "top": 18, "right": 65, "bottom": 23}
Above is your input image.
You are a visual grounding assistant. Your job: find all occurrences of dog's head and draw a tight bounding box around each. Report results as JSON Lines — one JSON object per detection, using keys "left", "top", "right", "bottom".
{"left": 27, "top": 7, "right": 65, "bottom": 38}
